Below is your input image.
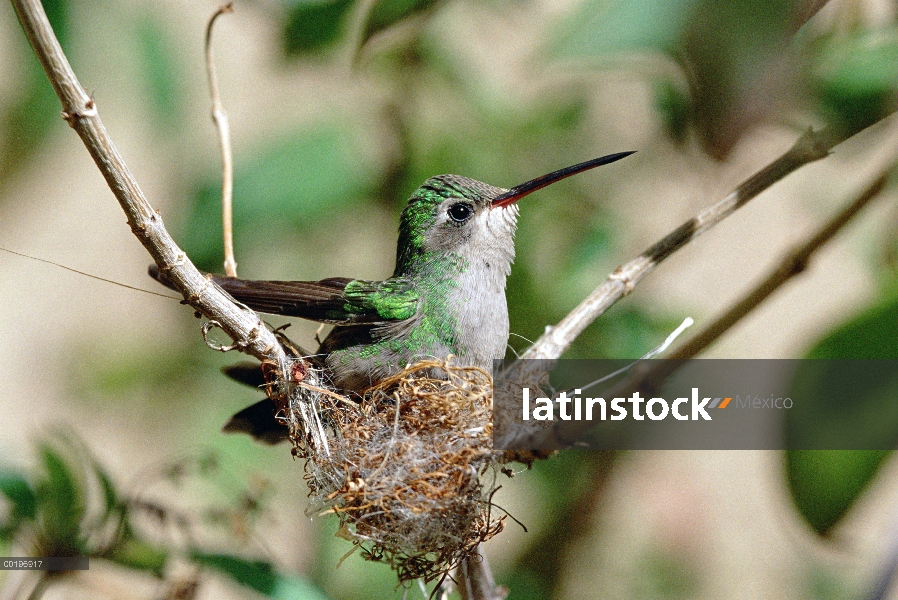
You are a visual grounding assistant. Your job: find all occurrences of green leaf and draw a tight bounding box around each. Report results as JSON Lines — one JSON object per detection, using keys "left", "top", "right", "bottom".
{"left": 107, "top": 534, "right": 168, "bottom": 575}
{"left": 36, "top": 444, "right": 86, "bottom": 553}
{"left": 182, "top": 125, "right": 375, "bottom": 271}
{"left": 282, "top": 0, "right": 356, "bottom": 56}
{"left": 786, "top": 293, "right": 898, "bottom": 535}
{"left": 814, "top": 27, "right": 898, "bottom": 148}
{"left": 92, "top": 459, "right": 120, "bottom": 520}
{"left": 806, "top": 293, "right": 898, "bottom": 359}
{"left": 550, "top": 0, "right": 696, "bottom": 59}
{"left": 787, "top": 450, "right": 888, "bottom": 535}
{"left": 192, "top": 552, "right": 329, "bottom": 599}
{"left": 134, "top": 15, "right": 184, "bottom": 129}
{"left": 0, "top": 473, "right": 37, "bottom": 521}
{"left": 0, "top": 0, "right": 70, "bottom": 188}
{"left": 0, "top": 472, "right": 37, "bottom": 540}
{"left": 653, "top": 80, "right": 692, "bottom": 144}
{"left": 362, "top": 0, "right": 437, "bottom": 45}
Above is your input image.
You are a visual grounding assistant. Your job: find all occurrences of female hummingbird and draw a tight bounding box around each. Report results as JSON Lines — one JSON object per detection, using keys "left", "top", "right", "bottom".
{"left": 152, "top": 151, "right": 633, "bottom": 440}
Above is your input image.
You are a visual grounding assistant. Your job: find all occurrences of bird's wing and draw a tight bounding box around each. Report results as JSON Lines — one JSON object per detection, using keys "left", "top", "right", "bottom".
{"left": 148, "top": 265, "right": 417, "bottom": 325}
{"left": 212, "top": 276, "right": 419, "bottom": 324}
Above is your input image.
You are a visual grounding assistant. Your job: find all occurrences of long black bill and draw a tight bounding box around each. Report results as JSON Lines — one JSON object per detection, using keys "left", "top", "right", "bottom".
{"left": 491, "top": 151, "right": 635, "bottom": 208}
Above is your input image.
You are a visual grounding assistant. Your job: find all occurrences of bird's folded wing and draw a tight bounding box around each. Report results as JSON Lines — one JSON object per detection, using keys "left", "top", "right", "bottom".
{"left": 148, "top": 265, "right": 417, "bottom": 324}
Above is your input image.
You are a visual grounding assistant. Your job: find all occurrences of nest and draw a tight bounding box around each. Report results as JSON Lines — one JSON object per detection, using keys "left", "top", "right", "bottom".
{"left": 278, "top": 358, "right": 505, "bottom": 583}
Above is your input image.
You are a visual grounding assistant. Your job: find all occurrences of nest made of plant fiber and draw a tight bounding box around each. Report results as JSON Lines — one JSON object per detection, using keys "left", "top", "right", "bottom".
{"left": 282, "top": 358, "right": 505, "bottom": 583}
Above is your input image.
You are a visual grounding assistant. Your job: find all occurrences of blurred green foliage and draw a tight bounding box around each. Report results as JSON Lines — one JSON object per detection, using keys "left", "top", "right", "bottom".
{"left": 502, "top": 451, "right": 613, "bottom": 599}
{"left": 363, "top": 0, "right": 438, "bottom": 45}
{"left": 0, "top": 0, "right": 68, "bottom": 190}
{"left": 636, "top": 552, "right": 697, "bottom": 599}
{"left": 182, "top": 125, "right": 376, "bottom": 271}
{"left": 193, "top": 552, "right": 330, "bottom": 599}
{"left": 0, "top": 434, "right": 328, "bottom": 598}
{"left": 313, "top": 521, "right": 408, "bottom": 598}
{"left": 1, "top": 435, "right": 130, "bottom": 562}
{"left": 813, "top": 26, "right": 898, "bottom": 135}
{"left": 0, "top": 473, "right": 36, "bottom": 539}
{"left": 134, "top": 12, "right": 185, "bottom": 130}
{"left": 787, "top": 293, "right": 898, "bottom": 534}
{"left": 6, "top": 0, "right": 898, "bottom": 596}
{"left": 282, "top": 0, "right": 356, "bottom": 55}
{"left": 551, "top": 0, "right": 795, "bottom": 157}
{"left": 551, "top": 0, "right": 693, "bottom": 56}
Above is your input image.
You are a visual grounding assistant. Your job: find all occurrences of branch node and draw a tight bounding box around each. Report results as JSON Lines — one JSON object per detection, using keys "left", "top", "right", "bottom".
{"left": 609, "top": 268, "right": 636, "bottom": 295}
{"left": 786, "top": 251, "right": 809, "bottom": 276}
{"left": 247, "top": 325, "right": 263, "bottom": 343}
{"left": 792, "top": 127, "right": 832, "bottom": 163}
{"left": 186, "top": 279, "right": 211, "bottom": 304}
{"left": 60, "top": 104, "right": 97, "bottom": 127}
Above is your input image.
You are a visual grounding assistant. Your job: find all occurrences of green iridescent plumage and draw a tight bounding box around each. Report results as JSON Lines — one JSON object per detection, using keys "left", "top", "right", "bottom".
{"left": 342, "top": 279, "right": 417, "bottom": 320}
{"left": 150, "top": 152, "right": 634, "bottom": 442}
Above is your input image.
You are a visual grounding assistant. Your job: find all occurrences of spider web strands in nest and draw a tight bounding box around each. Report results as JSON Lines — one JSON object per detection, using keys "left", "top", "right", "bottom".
{"left": 274, "top": 357, "right": 333, "bottom": 457}
{"left": 284, "top": 358, "right": 506, "bottom": 583}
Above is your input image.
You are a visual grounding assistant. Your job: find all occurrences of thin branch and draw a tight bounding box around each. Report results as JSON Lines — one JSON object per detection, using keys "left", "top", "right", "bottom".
{"left": 457, "top": 547, "right": 506, "bottom": 600}
{"left": 667, "top": 174, "right": 889, "bottom": 362}
{"left": 791, "top": 0, "right": 833, "bottom": 34}
{"left": 531, "top": 166, "right": 892, "bottom": 449}
{"left": 10, "top": 0, "right": 287, "bottom": 368}
{"left": 205, "top": 2, "right": 237, "bottom": 278}
{"left": 25, "top": 571, "right": 50, "bottom": 600}
{"left": 522, "top": 125, "right": 868, "bottom": 362}
{"left": 511, "top": 451, "right": 615, "bottom": 597}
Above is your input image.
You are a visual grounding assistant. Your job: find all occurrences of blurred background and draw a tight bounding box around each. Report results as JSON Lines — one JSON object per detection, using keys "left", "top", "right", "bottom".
{"left": 2, "top": 0, "right": 898, "bottom": 597}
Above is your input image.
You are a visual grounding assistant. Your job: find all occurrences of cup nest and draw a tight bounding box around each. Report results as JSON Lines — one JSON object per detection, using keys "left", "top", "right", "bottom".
{"left": 279, "top": 358, "right": 505, "bottom": 584}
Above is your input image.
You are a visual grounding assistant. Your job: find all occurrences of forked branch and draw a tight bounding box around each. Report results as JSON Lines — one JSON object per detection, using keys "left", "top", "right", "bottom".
{"left": 10, "top": 0, "right": 286, "bottom": 368}
{"left": 522, "top": 124, "right": 888, "bottom": 362}
{"left": 534, "top": 167, "right": 893, "bottom": 448}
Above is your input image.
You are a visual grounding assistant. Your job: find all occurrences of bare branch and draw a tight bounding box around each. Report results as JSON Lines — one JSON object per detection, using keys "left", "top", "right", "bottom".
{"left": 530, "top": 166, "right": 892, "bottom": 449}
{"left": 206, "top": 2, "right": 237, "bottom": 278}
{"left": 667, "top": 174, "right": 889, "bottom": 362}
{"left": 457, "top": 548, "right": 507, "bottom": 600}
{"left": 10, "top": 0, "right": 286, "bottom": 367}
{"left": 791, "top": 0, "right": 833, "bottom": 33}
{"left": 522, "top": 125, "right": 867, "bottom": 362}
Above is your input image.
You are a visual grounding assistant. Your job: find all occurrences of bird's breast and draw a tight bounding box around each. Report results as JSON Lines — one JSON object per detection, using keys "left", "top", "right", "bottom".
{"left": 446, "top": 264, "right": 510, "bottom": 369}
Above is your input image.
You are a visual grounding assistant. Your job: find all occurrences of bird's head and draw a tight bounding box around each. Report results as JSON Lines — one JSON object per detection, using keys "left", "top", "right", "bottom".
{"left": 394, "top": 152, "right": 635, "bottom": 275}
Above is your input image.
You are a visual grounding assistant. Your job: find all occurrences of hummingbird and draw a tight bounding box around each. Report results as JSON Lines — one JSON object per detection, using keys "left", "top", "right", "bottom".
{"left": 151, "top": 151, "right": 633, "bottom": 442}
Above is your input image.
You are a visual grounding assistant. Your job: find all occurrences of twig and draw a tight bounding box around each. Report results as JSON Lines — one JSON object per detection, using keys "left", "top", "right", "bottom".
{"left": 457, "top": 547, "right": 506, "bottom": 600}
{"left": 667, "top": 174, "right": 889, "bottom": 362}
{"left": 532, "top": 167, "right": 892, "bottom": 449}
{"left": 791, "top": 0, "right": 833, "bottom": 33}
{"left": 511, "top": 452, "right": 615, "bottom": 597}
{"left": 205, "top": 3, "right": 237, "bottom": 278}
{"left": 25, "top": 571, "right": 50, "bottom": 600}
{"left": 10, "top": 0, "right": 287, "bottom": 368}
{"left": 522, "top": 125, "right": 869, "bottom": 362}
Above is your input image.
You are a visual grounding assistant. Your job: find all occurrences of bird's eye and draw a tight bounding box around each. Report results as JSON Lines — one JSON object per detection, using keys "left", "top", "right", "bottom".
{"left": 447, "top": 202, "right": 474, "bottom": 223}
